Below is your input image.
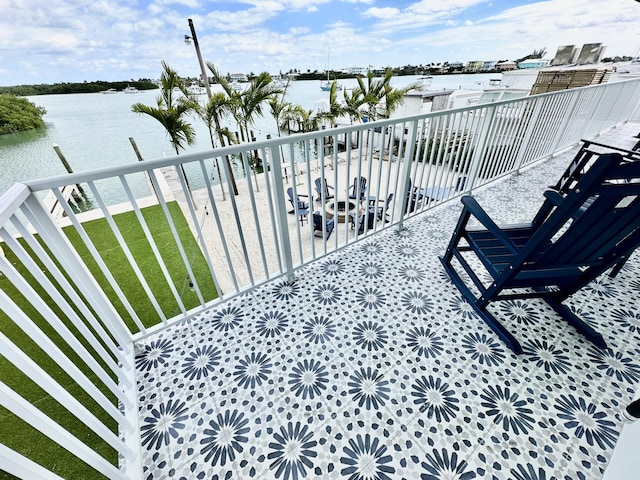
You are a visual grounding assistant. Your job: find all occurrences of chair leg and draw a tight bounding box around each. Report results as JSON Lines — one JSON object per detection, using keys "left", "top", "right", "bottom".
{"left": 439, "top": 256, "right": 524, "bottom": 354}
{"left": 544, "top": 298, "right": 607, "bottom": 349}
{"left": 608, "top": 256, "right": 629, "bottom": 278}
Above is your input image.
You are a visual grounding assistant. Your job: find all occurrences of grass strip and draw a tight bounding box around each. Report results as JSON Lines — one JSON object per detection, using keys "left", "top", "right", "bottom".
{"left": 0, "top": 201, "right": 216, "bottom": 479}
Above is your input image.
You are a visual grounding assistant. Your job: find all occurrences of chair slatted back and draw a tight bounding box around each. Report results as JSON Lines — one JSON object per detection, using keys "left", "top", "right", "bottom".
{"left": 519, "top": 155, "right": 640, "bottom": 279}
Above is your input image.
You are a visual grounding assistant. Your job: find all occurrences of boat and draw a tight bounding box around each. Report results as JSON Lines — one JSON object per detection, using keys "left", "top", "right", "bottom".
{"left": 100, "top": 88, "right": 118, "bottom": 94}
{"left": 271, "top": 75, "right": 288, "bottom": 89}
{"left": 123, "top": 85, "right": 140, "bottom": 94}
{"left": 231, "top": 81, "right": 243, "bottom": 92}
{"left": 320, "top": 48, "right": 342, "bottom": 91}
{"left": 186, "top": 82, "right": 206, "bottom": 95}
{"left": 320, "top": 81, "right": 342, "bottom": 91}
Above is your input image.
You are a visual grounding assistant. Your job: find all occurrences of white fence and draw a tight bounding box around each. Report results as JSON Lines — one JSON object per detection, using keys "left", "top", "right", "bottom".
{"left": 1, "top": 78, "right": 639, "bottom": 478}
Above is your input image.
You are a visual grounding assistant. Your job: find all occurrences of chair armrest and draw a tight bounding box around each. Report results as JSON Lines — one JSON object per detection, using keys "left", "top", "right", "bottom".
{"left": 461, "top": 196, "right": 519, "bottom": 255}
{"left": 543, "top": 189, "right": 563, "bottom": 206}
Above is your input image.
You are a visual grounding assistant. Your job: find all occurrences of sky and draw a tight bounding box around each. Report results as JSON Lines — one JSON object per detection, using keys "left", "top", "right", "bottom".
{"left": 1, "top": 0, "right": 639, "bottom": 86}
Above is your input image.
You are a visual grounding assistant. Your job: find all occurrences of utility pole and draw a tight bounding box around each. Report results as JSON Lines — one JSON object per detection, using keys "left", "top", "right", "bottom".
{"left": 187, "top": 18, "right": 212, "bottom": 98}
{"left": 186, "top": 18, "right": 238, "bottom": 197}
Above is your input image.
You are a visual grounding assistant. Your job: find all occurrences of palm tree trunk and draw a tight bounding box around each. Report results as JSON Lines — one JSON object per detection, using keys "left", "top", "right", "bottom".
{"left": 213, "top": 117, "right": 239, "bottom": 195}
{"left": 207, "top": 129, "right": 226, "bottom": 201}
{"left": 174, "top": 145, "right": 198, "bottom": 207}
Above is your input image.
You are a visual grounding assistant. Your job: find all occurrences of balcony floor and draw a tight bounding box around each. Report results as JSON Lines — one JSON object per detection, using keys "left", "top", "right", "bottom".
{"left": 135, "top": 124, "right": 640, "bottom": 480}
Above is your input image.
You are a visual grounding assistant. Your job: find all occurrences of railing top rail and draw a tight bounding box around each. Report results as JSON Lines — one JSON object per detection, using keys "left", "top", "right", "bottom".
{"left": 0, "top": 183, "right": 31, "bottom": 225}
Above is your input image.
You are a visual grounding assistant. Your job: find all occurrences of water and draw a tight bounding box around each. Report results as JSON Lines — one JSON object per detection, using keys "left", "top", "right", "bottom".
{"left": 0, "top": 73, "right": 498, "bottom": 201}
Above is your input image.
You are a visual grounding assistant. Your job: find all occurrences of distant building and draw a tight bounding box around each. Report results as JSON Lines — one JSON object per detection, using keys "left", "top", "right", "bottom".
{"left": 480, "top": 61, "right": 498, "bottom": 71}
{"left": 448, "top": 61, "right": 465, "bottom": 72}
{"left": 229, "top": 73, "right": 247, "bottom": 82}
{"left": 465, "top": 61, "right": 484, "bottom": 72}
{"left": 496, "top": 61, "right": 517, "bottom": 71}
{"left": 517, "top": 59, "right": 551, "bottom": 69}
{"left": 342, "top": 66, "right": 369, "bottom": 76}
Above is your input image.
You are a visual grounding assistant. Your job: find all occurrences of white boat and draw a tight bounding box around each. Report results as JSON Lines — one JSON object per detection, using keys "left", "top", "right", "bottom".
{"left": 321, "top": 48, "right": 342, "bottom": 91}
{"left": 100, "top": 88, "right": 118, "bottom": 94}
{"left": 231, "top": 81, "right": 243, "bottom": 92}
{"left": 271, "top": 75, "right": 288, "bottom": 89}
{"left": 186, "top": 83, "right": 206, "bottom": 95}
{"left": 320, "top": 81, "right": 342, "bottom": 92}
{"left": 123, "top": 85, "right": 139, "bottom": 94}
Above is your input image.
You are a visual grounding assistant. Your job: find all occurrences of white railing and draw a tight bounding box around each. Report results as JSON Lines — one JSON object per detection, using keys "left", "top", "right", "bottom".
{"left": 1, "top": 78, "right": 639, "bottom": 478}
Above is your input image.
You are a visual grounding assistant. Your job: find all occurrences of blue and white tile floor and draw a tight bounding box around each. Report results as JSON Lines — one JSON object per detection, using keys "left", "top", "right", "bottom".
{"left": 135, "top": 124, "right": 640, "bottom": 480}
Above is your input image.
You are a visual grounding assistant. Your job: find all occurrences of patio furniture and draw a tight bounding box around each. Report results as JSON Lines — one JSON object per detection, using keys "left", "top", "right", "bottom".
{"left": 325, "top": 199, "right": 359, "bottom": 223}
{"left": 531, "top": 140, "right": 640, "bottom": 277}
{"left": 416, "top": 176, "right": 467, "bottom": 203}
{"left": 312, "top": 212, "right": 335, "bottom": 239}
{"left": 349, "top": 211, "right": 377, "bottom": 234}
{"left": 440, "top": 152, "right": 640, "bottom": 354}
{"left": 349, "top": 197, "right": 380, "bottom": 233}
{"left": 348, "top": 176, "right": 367, "bottom": 201}
{"left": 373, "top": 193, "right": 394, "bottom": 222}
{"left": 314, "top": 178, "right": 334, "bottom": 202}
{"left": 286, "top": 187, "right": 310, "bottom": 225}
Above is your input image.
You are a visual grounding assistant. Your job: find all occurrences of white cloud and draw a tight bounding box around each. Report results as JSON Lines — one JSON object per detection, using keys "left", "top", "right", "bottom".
{"left": 1, "top": 0, "right": 639, "bottom": 85}
{"left": 363, "top": 7, "right": 401, "bottom": 19}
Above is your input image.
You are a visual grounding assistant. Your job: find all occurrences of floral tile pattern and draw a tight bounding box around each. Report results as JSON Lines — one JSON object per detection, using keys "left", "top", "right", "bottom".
{"left": 135, "top": 124, "right": 640, "bottom": 480}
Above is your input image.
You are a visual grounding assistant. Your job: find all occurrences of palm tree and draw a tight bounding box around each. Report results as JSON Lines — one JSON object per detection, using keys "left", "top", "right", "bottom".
{"left": 348, "top": 68, "right": 417, "bottom": 154}
{"left": 199, "top": 92, "right": 239, "bottom": 198}
{"left": 131, "top": 61, "right": 198, "bottom": 202}
{"left": 208, "top": 64, "right": 283, "bottom": 190}
{"left": 318, "top": 80, "right": 349, "bottom": 128}
{"left": 279, "top": 104, "right": 318, "bottom": 133}
{"left": 351, "top": 67, "right": 416, "bottom": 122}
{"left": 205, "top": 62, "right": 243, "bottom": 196}
{"left": 268, "top": 94, "right": 292, "bottom": 135}
{"left": 132, "top": 61, "right": 197, "bottom": 154}
{"left": 237, "top": 71, "right": 283, "bottom": 143}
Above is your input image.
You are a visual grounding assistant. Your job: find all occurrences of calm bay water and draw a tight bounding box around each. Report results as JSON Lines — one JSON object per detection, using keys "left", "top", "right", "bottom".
{"left": 0, "top": 73, "right": 497, "bottom": 202}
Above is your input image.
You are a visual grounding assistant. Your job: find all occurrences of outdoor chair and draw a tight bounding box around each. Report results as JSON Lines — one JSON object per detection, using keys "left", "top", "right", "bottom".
{"left": 312, "top": 212, "right": 335, "bottom": 239}
{"left": 349, "top": 207, "right": 377, "bottom": 234}
{"left": 286, "top": 187, "right": 310, "bottom": 225}
{"left": 349, "top": 198, "right": 378, "bottom": 233}
{"left": 531, "top": 140, "right": 640, "bottom": 277}
{"left": 373, "top": 193, "right": 394, "bottom": 222}
{"left": 348, "top": 176, "right": 367, "bottom": 201}
{"left": 440, "top": 152, "right": 640, "bottom": 354}
{"left": 314, "top": 178, "right": 335, "bottom": 202}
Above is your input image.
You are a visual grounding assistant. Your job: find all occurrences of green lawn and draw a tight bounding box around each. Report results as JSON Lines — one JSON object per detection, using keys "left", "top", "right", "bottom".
{"left": 0, "top": 201, "right": 217, "bottom": 479}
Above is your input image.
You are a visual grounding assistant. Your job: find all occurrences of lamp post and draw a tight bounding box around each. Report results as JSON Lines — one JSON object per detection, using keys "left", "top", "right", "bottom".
{"left": 184, "top": 19, "right": 238, "bottom": 197}
{"left": 185, "top": 18, "right": 212, "bottom": 98}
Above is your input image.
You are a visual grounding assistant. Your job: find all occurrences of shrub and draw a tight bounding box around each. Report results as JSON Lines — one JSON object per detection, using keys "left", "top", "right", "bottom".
{"left": 0, "top": 94, "right": 46, "bottom": 135}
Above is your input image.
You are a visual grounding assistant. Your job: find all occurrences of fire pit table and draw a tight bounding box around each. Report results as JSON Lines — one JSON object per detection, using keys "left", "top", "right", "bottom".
{"left": 324, "top": 200, "right": 359, "bottom": 223}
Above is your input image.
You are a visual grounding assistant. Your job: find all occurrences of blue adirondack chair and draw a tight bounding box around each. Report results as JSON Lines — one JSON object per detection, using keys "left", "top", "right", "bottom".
{"left": 286, "top": 187, "right": 310, "bottom": 225}
{"left": 312, "top": 212, "right": 335, "bottom": 239}
{"left": 348, "top": 176, "right": 367, "bottom": 200}
{"left": 314, "top": 178, "right": 334, "bottom": 202}
{"left": 373, "top": 193, "right": 394, "bottom": 222}
{"left": 440, "top": 151, "right": 640, "bottom": 354}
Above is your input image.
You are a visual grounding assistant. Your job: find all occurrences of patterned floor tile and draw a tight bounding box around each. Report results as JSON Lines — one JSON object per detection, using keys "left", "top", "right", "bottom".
{"left": 137, "top": 124, "right": 640, "bottom": 480}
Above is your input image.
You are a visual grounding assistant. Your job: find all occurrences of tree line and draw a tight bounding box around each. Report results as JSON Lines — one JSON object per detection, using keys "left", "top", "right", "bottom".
{"left": 0, "top": 80, "right": 159, "bottom": 96}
